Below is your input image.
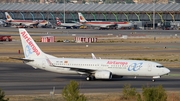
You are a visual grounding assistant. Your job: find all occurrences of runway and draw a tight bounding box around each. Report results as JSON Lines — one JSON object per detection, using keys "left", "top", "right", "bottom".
{"left": 0, "top": 63, "right": 180, "bottom": 95}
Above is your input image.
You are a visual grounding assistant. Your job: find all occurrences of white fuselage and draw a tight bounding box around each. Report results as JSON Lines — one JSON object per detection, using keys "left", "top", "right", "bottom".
{"left": 117, "top": 22, "right": 133, "bottom": 28}
{"left": 26, "top": 57, "right": 170, "bottom": 77}
{"left": 18, "top": 28, "right": 170, "bottom": 81}
{"left": 6, "top": 20, "right": 38, "bottom": 27}
{"left": 82, "top": 21, "right": 116, "bottom": 28}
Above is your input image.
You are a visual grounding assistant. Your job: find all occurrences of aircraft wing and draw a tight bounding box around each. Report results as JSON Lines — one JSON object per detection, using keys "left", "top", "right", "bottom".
{"left": 52, "top": 64, "right": 96, "bottom": 73}
{"left": 65, "top": 66, "right": 95, "bottom": 73}
{"left": 46, "top": 58, "right": 96, "bottom": 73}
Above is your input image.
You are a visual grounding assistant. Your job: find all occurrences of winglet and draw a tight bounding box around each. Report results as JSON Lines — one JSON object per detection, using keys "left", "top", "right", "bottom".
{"left": 91, "top": 53, "right": 97, "bottom": 59}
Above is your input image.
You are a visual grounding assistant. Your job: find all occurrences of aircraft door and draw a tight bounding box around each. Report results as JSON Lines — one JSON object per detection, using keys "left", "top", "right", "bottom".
{"left": 148, "top": 64, "right": 152, "bottom": 71}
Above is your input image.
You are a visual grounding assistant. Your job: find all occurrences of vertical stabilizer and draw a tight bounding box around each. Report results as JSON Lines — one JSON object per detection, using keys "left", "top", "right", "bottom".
{"left": 78, "top": 12, "right": 87, "bottom": 22}
{"left": 19, "top": 28, "right": 44, "bottom": 59}
{"left": 56, "top": 17, "right": 61, "bottom": 26}
{"left": 5, "top": 12, "right": 13, "bottom": 20}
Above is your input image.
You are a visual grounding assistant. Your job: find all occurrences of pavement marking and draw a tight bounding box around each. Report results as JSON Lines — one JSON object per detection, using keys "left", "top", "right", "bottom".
{"left": 167, "top": 74, "right": 180, "bottom": 77}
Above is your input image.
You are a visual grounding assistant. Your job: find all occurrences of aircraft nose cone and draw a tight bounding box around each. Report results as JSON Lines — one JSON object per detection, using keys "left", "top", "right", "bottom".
{"left": 165, "top": 68, "right": 170, "bottom": 74}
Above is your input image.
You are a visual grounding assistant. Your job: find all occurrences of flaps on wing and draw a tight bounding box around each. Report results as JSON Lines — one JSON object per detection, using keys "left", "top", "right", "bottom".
{"left": 53, "top": 65, "right": 95, "bottom": 73}
{"left": 46, "top": 57, "right": 95, "bottom": 73}
{"left": 69, "top": 67, "right": 95, "bottom": 73}
{"left": 9, "top": 57, "right": 34, "bottom": 62}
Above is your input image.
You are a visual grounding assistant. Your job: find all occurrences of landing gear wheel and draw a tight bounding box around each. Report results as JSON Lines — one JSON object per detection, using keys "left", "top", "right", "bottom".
{"left": 152, "top": 79, "right": 155, "bottom": 82}
{"left": 86, "top": 76, "right": 95, "bottom": 81}
{"left": 86, "top": 77, "right": 90, "bottom": 81}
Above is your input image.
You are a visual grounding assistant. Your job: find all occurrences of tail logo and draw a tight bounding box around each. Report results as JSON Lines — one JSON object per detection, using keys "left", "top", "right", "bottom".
{"left": 56, "top": 20, "right": 61, "bottom": 25}
{"left": 6, "top": 15, "right": 10, "bottom": 19}
{"left": 128, "top": 62, "right": 143, "bottom": 71}
{"left": 20, "top": 31, "right": 40, "bottom": 56}
{"left": 25, "top": 45, "right": 33, "bottom": 58}
{"left": 56, "top": 17, "right": 61, "bottom": 25}
{"left": 79, "top": 16, "right": 84, "bottom": 21}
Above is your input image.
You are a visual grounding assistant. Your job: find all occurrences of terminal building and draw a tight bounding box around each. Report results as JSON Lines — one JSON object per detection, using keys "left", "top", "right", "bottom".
{"left": 0, "top": 3, "right": 180, "bottom": 29}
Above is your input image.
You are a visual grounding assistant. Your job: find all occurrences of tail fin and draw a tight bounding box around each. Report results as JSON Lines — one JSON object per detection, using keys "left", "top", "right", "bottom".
{"left": 78, "top": 12, "right": 87, "bottom": 22}
{"left": 19, "top": 28, "right": 45, "bottom": 59}
{"left": 56, "top": 17, "right": 61, "bottom": 26}
{"left": 5, "top": 12, "right": 13, "bottom": 21}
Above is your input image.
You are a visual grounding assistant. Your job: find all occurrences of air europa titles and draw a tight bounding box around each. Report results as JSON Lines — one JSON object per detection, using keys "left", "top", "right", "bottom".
{"left": 107, "top": 61, "right": 128, "bottom": 65}
{"left": 21, "top": 31, "right": 40, "bottom": 56}
{"left": 107, "top": 61, "right": 128, "bottom": 69}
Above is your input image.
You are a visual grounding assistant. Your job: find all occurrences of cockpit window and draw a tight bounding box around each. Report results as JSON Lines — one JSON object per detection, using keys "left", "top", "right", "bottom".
{"left": 156, "top": 65, "right": 164, "bottom": 68}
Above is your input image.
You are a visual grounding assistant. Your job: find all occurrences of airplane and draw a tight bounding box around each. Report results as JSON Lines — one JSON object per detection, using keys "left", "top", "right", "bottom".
{"left": 15, "top": 28, "right": 170, "bottom": 82}
{"left": 78, "top": 12, "right": 117, "bottom": 29}
{"left": 78, "top": 12, "right": 133, "bottom": 29}
{"left": 37, "top": 20, "right": 52, "bottom": 28}
{"left": 55, "top": 17, "right": 80, "bottom": 29}
{"left": 116, "top": 22, "right": 133, "bottom": 29}
{"left": 5, "top": 12, "right": 39, "bottom": 28}
{"left": 0, "top": 19, "right": 5, "bottom": 27}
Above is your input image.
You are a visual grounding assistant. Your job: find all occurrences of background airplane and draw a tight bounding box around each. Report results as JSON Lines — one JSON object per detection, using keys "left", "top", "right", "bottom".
{"left": 16, "top": 28, "right": 170, "bottom": 82}
{"left": 116, "top": 22, "right": 133, "bottom": 29}
{"left": 37, "top": 20, "right": 52, "bottom": 28}
{"left": 5, "top": 12, "right": 39, "bottom": 28}
{"left": 55, "top": 17, "right": 80, "bottom": 29}
{"left": 78, "top": 12, "right": 133, "bottom": 29}
{"left": 0, "top": 19, "right": 6, "bottom": 27}
{"left": 78, "top": 12, "right": 117, "bottom": 29}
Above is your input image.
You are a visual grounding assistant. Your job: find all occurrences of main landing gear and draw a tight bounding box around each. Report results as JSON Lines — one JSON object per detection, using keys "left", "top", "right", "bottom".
{"left": 152, "top": 79, "right": 156, "bottom": 82}
{"left": 86, "top": 75, "right": 95, "bottom": 81}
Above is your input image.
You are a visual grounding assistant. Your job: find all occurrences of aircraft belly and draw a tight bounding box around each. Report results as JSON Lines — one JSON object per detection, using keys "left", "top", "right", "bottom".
{"left": 40, "top": 66, "right": 78, "bottom": 74}
{"left": 111, "top": 68, "right": 155, "bottom": 77}
{"left": 111, "top": 69, "right": 128, "bottom": 76}
{"left": 56, "top": 67, "right": 78, "bottom": 74}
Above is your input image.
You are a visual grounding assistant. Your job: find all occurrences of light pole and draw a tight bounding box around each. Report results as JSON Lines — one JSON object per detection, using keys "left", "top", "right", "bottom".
{"left": 153, "top": 0, "right": 155, "bottom": 29}
{"left": 64, "top": 0, "right": 65, "bottom": 23}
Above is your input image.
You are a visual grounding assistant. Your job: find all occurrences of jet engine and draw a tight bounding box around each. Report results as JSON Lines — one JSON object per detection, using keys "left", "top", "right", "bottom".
{"left": 94, "top": 70, "right": 112, "bottom": 79}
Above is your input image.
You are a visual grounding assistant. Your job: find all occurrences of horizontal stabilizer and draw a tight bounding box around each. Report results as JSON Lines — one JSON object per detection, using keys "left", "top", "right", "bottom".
{"left": 9, "top": 57, "right": 34, "bottom": 62}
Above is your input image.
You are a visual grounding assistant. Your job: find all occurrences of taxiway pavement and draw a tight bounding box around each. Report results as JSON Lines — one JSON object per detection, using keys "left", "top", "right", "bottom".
{"left": 0, "top": 27, "right": 180, "bottom": 37}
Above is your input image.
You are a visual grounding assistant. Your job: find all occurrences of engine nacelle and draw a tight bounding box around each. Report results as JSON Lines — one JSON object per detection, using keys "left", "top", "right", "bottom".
{"left": 94, "top": 70, "right": 112, "bottom": 79}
